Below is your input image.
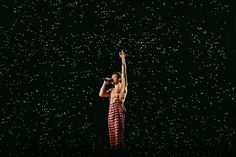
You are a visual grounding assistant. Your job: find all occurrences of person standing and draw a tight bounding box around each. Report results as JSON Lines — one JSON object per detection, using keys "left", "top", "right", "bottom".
{"left": 99, "top": 49, "right": 128, "bottom": 151}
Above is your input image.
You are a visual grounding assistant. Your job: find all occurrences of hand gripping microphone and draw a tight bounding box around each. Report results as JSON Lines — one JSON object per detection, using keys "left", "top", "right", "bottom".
{"left": 102, "top": 78, "right": 113, "bottom": 83}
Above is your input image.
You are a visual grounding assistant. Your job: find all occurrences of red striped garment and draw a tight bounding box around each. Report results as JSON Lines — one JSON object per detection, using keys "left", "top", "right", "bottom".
{"left": 108, "top": 95, "right": 126, "bottom": 150}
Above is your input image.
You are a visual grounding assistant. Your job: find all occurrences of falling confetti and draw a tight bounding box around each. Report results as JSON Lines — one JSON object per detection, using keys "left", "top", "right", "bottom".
{"left": 1, "top": 0, "right": 236, "bottom": 156}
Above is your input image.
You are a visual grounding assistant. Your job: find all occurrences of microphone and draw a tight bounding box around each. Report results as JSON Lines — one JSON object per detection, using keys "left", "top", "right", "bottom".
{"left": 102, "top": 78, "right": 113, "bottom": 82}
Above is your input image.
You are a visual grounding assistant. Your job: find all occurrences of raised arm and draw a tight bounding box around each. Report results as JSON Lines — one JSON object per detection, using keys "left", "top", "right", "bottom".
{"left": 119, "top": 50, "right": 128, "bottom": 101}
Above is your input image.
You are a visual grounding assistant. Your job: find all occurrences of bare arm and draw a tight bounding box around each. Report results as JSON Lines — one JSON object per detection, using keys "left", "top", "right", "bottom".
{"left": 119, "top": 50, "right": 128, "bottom": 101}
{"left": 99, "top": 81, "right": 111, "bottom": 97}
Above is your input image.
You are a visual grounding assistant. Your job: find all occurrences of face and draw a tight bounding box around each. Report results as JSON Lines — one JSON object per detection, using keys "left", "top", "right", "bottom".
{"left": 111, "top": 74, "right": 120, "bottom": 84}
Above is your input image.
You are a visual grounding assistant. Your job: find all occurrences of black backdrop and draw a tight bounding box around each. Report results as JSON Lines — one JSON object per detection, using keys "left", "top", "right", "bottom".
{"left": 1, "top": 0, "right": 236, "bottom": 156}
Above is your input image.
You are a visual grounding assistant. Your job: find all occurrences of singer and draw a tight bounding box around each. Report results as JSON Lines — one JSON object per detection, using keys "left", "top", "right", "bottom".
{"left": 99, "top": 50, "right": 128, "bottom": 150}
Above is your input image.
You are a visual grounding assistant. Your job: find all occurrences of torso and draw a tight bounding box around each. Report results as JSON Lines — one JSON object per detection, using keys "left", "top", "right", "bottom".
{"left": 109, "top": 87, "right": 122, "bottom": 104}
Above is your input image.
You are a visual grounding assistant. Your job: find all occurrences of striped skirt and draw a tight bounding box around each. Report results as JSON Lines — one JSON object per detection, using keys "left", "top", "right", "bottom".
{"left": 108, "top": 97, "right": 126, "bottom": 150}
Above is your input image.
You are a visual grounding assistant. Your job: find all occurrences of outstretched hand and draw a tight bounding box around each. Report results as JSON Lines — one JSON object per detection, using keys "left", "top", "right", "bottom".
{"left": 119, "top": 49, "right": 126, "bottom": 59}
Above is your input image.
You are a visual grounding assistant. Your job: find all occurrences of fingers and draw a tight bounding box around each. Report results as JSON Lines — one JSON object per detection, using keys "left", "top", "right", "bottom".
{"left": 119, "top": 51, "right": 125, "bottom": 55}
{"left": 119, "top": 50, "right": 126, "bottom": 58}
{"left": 119, "top": 52, "right": 122, "bottom": 57}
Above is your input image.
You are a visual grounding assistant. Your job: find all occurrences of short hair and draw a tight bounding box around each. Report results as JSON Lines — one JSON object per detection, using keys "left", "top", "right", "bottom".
{"left": 112, "top": 71, "right": 121, "bottom": 79}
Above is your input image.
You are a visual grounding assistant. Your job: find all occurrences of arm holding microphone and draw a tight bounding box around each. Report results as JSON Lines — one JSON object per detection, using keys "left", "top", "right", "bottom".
{"left": 99, "top": 78, "right": 113, "bottom": 97}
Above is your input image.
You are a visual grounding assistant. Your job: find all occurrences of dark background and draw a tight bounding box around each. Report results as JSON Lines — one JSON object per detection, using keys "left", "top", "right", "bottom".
{"left": 1, "top": 0, "right": 236, "bottom": 156}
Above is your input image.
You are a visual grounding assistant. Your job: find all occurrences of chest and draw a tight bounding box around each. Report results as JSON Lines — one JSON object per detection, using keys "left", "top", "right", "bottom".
{"left": 110, "top": 88, "right": 120, "bottom": 103}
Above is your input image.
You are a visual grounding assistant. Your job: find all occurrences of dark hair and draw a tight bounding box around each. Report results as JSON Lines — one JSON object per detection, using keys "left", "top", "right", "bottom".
{"left": 112, "top": 71, "right": 121, "bottom": 79}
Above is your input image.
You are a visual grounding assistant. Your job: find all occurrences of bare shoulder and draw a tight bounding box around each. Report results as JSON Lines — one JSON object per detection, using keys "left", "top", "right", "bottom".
{"left": 119, "top": 87, "right": 128, "bottom": 103}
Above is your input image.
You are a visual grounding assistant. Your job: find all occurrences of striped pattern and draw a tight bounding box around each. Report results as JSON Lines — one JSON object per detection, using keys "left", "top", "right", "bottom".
{"left": 108, "top": 96, "right": 126, "bottom": 150}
